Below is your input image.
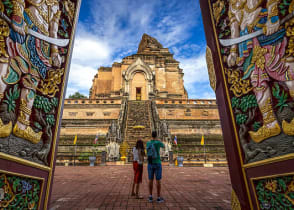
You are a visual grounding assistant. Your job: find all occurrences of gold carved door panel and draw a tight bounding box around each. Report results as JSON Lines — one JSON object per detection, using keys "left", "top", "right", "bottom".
{"left": 0, "top": 0, "right": 81, "bottom": 209}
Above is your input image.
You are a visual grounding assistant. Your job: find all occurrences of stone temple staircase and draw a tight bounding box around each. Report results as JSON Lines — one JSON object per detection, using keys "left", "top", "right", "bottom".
{"left": 124, "top": 100, "right": 152, "bottom": 148}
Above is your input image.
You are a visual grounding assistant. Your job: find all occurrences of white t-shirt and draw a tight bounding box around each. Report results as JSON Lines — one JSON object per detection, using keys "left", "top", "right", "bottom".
{"left": 133, "top": 147, "right": 143, "bottom": 164}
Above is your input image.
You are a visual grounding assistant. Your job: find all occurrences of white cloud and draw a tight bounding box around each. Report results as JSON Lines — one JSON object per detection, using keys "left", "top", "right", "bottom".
{"left": 72, "top": 37, "right": 111, "bottom": 65}
{"left": 176, "top": 52, "right": 216, "bottom": 99}
{"left": 66, "top": 23, "right": 113, "bottom": 97}
{"left": 179, "top": 52, "right": 208, "bottom": 88}
{"left": 88, "top": 0, "right": 200, "bottom": 55}
{"left": 68, "top": 63, "right": 97, "bottom": 89}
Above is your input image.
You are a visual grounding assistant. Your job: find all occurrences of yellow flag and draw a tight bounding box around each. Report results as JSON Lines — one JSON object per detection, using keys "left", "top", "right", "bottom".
{"left": 73, "top": 135, "right": 77, "bottom": 145}
{"left": 200, "top": 135, "right": 204, "bottom": 145}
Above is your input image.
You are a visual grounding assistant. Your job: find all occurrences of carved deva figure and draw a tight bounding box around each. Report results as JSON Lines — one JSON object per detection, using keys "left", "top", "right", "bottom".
{"left": 0, "top": 0, "right": 62, "bottom": 143}
{"left": 227, "top": 0, "right": 294, "bottom": 143}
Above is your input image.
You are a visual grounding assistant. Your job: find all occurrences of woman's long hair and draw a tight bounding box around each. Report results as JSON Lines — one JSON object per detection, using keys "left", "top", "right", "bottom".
{"left": 136, "top": 140, "right": 145, "bottom": 156}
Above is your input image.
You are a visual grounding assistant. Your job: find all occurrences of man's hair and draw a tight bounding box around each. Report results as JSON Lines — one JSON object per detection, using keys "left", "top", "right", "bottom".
{"left": 152, "top": 131, "right": 157, "bottom": 138}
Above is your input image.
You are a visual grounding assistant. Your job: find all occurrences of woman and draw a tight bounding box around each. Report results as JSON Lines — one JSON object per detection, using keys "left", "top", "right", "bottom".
{"left": 131, "top": 140, "right": 145, "bottom": 199}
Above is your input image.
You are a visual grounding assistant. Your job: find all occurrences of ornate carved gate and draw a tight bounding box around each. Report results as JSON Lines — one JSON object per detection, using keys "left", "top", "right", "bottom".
{"left": 0, "top": 0, "right": 80, "bottom": 209}
{"left": 200, "top": 0, "right": 294, "bottom": 209}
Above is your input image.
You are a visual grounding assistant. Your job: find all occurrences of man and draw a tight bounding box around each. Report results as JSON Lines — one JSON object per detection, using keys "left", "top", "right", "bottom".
{"left": 146, "top": 130, "right": 165, "bottom": 203}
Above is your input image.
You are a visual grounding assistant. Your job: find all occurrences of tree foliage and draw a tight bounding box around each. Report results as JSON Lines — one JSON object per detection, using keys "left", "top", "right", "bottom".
{"left": 68, "top": 92, "right": 87, "bottom": 99}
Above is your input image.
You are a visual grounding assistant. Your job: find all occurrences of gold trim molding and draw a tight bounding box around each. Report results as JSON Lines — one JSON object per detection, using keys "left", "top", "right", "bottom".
{"left": 208, "top": 0, "right": 253, "bottom": 208}
{"left": 244, "top": 153, "right": 294, "bottom": 169}
{"left": 0, "top": 152, "right": 51, "bottom": 172}
{"left": 206, "top": 46, "right": 216, "bottom": 92}
{"left": 231, "top": 189, "right": 242, "bottom": 210}
{"left": 44, "top": 0, "right": 82, "bottom": 208}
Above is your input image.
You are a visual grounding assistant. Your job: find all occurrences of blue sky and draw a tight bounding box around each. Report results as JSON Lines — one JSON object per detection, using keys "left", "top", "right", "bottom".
{"left": 66, "top": 0, "right": 215, "bottom": 99}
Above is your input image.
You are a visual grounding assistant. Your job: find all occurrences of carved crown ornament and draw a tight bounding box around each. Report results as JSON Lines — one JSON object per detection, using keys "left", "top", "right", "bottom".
{"left": 124, "top": 58, "right": 153, "bottom": 81}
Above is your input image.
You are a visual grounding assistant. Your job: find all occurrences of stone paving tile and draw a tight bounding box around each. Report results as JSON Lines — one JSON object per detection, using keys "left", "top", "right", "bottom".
{"left": 49, "top": 166, "right": 232, "bottom": 210}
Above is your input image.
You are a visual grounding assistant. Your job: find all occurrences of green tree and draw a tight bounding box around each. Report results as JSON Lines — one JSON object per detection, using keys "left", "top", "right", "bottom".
{"left": 68, "top": 92, "right": 87, "bottom": 99}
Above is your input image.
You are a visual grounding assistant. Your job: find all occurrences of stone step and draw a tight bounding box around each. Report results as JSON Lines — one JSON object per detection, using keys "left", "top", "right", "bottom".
{"left": 126, "top": 129, "right": 151, "bottom": 132}
{"left": 125, "top": 100, "right": 152, "bottom": 145}
{"left": 126, "top": 133, "right": 151, "bottom": 136}
{"left": 125, "top": 135, "right": 151, "bottom": 138}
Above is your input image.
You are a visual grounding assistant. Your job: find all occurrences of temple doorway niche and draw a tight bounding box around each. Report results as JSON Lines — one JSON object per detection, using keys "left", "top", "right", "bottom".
{"left": 130, "top": 72, "right": 147, "bottom": 100}
{"left": 136, "top": 87, "right": 142, "bottom": 100}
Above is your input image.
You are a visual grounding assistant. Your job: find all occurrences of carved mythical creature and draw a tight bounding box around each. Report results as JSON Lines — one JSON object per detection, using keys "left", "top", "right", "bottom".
{"left": 107, "top": 120, "right": 118, "bottom": 139}
{"left": 0, "top": 0, "right": 62, "bottom": 143}
{"left": 161, "top": 120, "right": 168, "bottom": 135}
{"left": 160, "top": 139, "right": 172, "bottom": 158}
{"left": 110, "top": 120, "right": 117, "bottom": 136}
{"left": 106, "top": 139, "right": 120, "bottom": 161}
{"left": 160, "top": 120, "right": 171, "bottom": 141}
{"left": 227, "top": 0, "right": 294, "bottom": 142}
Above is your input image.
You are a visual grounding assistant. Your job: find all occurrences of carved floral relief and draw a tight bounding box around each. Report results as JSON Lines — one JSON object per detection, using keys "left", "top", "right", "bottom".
{"left": 0, "top": 172, "right": 43, "bottom": 209}
{"left": 0, "top": 0, "right": 78, "bottom": 165}
{"left": 253, "top": 174, "right": 294, "bottom": 208}
{"left": 211, "top": 0, "right": 294, "bottom": 163}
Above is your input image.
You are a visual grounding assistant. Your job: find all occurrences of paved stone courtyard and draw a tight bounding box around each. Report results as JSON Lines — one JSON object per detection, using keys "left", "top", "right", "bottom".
{"left": 49, "top": 166, "right": 232, "bottom": 210}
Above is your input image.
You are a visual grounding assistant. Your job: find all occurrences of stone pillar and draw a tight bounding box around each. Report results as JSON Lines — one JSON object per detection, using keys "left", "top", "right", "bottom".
{"left": 125, "top": 81, "right": 129, "bottom": 95}
{"left": 147, "top": 80, "right": 151, "bottom": 99}
{"left": 101, "top": 151, "right": 107, "bottom": 166}
{"left": 169, "top": 151, "right": 174, "bottom": 166}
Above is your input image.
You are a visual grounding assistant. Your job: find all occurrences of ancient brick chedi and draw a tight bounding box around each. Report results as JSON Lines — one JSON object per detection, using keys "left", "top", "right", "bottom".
{"left": 90, "top": 33, "right": 187, "bottom": 100}
{"left": 59, "top": 34, "right": 224, "bottom": 164}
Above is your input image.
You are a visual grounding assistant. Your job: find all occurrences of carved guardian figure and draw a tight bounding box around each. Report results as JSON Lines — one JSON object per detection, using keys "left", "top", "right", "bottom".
{"left": 0, "top": 0, "right": 62, "bottom": 143}
{"left": 227, "top": 0, "right": 294, "bottom": 142}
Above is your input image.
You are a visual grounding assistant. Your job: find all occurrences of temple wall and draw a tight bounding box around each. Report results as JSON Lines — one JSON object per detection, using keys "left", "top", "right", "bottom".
{"left": 61, "top": 99, "right": 221, "bottom": 136}
{"left": 155, "top": 99, "right": 220, "bottom": 135}
{"left": 112, "top": 63, "right": 122, "bottom": 93}
{"left": 156, "top": 67, "right": 166, "bottom": 91}
{"left": 62, "top": 107, "right": 120, "bottom": 119}
{"left": 60, "top": 99, "right": 122, "bottom": 136}
{"left": 121, "top": 64, "right": 130, "bottom": 72}
{"left": 157, "top": 108, "right": 219, "bottom": 120}
{"left": 60, "top": 126, "right": 109, "bottom": 135}
{"left": 165, "top": 72, "right": 183, "bottom": 96}
{"left": 90, "top": 75, "right": 98, "bottom": 99}
{"left": 167, "top": 120, "right": 222, "bottom": 135}
{"left": 95, "top": 70, "right": 112, "bottom": 95}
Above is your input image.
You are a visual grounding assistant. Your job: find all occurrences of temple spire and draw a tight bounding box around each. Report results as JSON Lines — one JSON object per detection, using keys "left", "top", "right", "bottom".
{"left": 137, "top": 33, "right": 163, "bottom": 53}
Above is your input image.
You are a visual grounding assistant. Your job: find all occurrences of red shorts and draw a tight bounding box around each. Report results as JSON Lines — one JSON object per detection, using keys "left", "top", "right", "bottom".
{"left": 133, "top": 161, "right": 143, "bottom": 184}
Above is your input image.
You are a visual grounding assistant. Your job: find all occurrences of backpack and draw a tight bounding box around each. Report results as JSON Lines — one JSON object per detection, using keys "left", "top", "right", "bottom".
{"left": 147, "top": 142, "right": 158, "bottom": 164}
